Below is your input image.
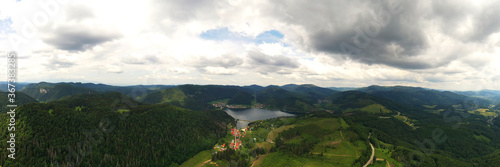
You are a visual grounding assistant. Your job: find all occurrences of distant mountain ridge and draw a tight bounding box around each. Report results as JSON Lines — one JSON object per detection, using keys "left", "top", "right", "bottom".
{"left": 454, "top": 90, "right": 500, "bottom": 103}
{"left": 14, "top": 82, "right": 496, "bottom": 114}
{"left": 356, "top": 85, "right": 491, "bottom": 109}
{"left": 19, "top": 82, "right": 176, "bottom": 102}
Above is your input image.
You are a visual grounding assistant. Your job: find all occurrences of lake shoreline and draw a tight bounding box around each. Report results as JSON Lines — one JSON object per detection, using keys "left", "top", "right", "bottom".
{"left": 224, "top": 108, "right": 297, "bottom": 129}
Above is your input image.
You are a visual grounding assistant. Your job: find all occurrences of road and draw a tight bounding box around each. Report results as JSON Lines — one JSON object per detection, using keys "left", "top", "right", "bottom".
{"left": 363, "top": 132, "right": 375, "bottom": 167}
{"left": 487, "top": 116, "right": 497, "bottom": 125}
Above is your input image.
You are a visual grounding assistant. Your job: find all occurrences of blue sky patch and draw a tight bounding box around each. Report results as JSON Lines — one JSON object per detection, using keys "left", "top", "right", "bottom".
{"left": 0, "top": 18, "right": 14, "bottom": 35}
{"left": 255, "top": 30, "right": 284, "bottom": 44}
{"left": 200, "top": 27, "right": 284, "bottom": 44}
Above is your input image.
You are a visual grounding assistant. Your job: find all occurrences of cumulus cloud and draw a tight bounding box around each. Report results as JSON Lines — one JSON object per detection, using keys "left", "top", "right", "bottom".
{"left": 43, "top": 55, "right": 76, "bottom": 70}
{"left": 247, "top": 50, "right": 300, "bottom": 74}
{"left": 0, "top": 0, "right": 498, "bottom": 90}
{"left": 122, "top": 55, "right": 161, "bottom": 65}
{"left": 42, "top": 25, "right": 121, "bottom": 51}
{"left": 105, "top": 64, "right": 123, "bottom": 74}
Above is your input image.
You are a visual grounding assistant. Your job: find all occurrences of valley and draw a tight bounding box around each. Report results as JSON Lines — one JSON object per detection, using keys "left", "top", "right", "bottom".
{"left": 1, "top": 82, "right": 500, "bottom": 166}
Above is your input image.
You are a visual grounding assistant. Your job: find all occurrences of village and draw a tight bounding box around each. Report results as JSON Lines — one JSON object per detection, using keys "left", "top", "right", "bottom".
{"left": 211, "top": 101, "right": 267, "bottom": 110}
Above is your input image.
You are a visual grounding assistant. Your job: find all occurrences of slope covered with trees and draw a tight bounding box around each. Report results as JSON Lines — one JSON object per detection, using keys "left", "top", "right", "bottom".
{"left": 358, "top": 85, "right": 491, "bottom": 108}
{"left": 20, "top": 83, "right": 98, "bottom": 102}
{"left": 0, "top": 92, "right": 233, "bottom": 166}
{"left": 227, "top": 91, "right": 255, "bottom": 105}
{"left": 0, "top": 92, "right": 38, "bottom": 113}
{"left": 256, "top": 87, "right": 316, "bottom": 112}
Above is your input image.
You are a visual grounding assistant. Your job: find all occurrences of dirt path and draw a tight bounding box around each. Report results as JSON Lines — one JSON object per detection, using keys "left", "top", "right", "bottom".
{"left": 340, "top": 130, "right": 345, "bottom": 140}
{"left": 201, "top": 159, "right": 211, "bottom": 166}
{"left": 311, "top": 152, "right": 359, "bottom": 157}
{"left": 363, "top": 133, "right": 375, "bottom": 167}
{"left": 251, "top": 154, "right": 268, "bottom": 167}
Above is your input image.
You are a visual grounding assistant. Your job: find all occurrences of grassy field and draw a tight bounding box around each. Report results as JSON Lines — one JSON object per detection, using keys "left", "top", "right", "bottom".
{"left": 260, "top": 152, "right": 357, "bottom": 167}
{"left": 252, "top": 154, "right": 268, "bottom": 167}
{"left": 360, "top": 104, "right": 392, "bottom": 113}
{"left": 474, "top": 134, "right": 492, "bottom": 143}
{"left": 180, "top": 150, "right": 212, "bottom": 167}
{"left": 255, "top": 142, "right": 273, "bottom": 152}
{"left": 313, "top": 139, "right": 366, "bottom": 157}
{"left": 468, "top": 108, "right": 498, "bottom": 117}
{"left": 393, "top": 115, "right": 415, "bottom": 128}
{"left": 186, "top": 117, "right": 391, "bottom": 167}
{"left": 296, "top": 117, "right": 340, "bottom": 131}
{"left": 374, "top": 148, "right": 402, "bottom": 167}
{"left": 247, "top": 127, "right": 271, "bottom": 143}
{"left": 267, "top": 125, "right": 295, "bottom": 142}
{"left": 340, "top": 118, "right": 350, "bottom": 129}
{"left": 117, "top": 109, "right": 130, "bottom": 114}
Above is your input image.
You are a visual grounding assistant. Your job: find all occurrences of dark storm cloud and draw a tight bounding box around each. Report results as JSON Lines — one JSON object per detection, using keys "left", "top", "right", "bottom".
{"left": 262, "top": 0, "right": 434, "bottom": 69}
{"left": 263, "top": 0, "right": 499, "bottom": 70}
{"left": 42, "top": 26, "right": 121, "bottom": 51}
{"left": 247, "top": 50, "right": 300, "bottom": 74}
{"left": 467, "top": 2, "right": 500, "bottom": 41}
{"left": 429, "top": 0, "right": 500, "bottom": 42}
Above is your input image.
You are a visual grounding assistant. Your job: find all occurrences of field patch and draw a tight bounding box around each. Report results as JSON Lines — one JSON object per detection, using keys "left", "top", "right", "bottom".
{"left": 181, "top": 150, "right": 212, "bottom": 167}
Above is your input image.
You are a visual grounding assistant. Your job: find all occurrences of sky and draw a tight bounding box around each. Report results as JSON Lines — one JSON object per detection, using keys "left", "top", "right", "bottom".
{"left": 0, "top": 0, "right": 499, "bottom": 91}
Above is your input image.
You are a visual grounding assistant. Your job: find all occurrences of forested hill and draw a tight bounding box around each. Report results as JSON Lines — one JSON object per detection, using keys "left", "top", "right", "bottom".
{"left": 20, "top": 83, "right": 98, "bottom": 102}
{"left": 0, "top": 92, "right": 37, "bottom": 113}
{"left": 19, "top": 82, "right": 176, "bottom": 101}
{"left": 357, "top": 85, "right": 491, "bottom": 108}
{"left": 0, "top": 92, "right": 233, "bottom": 166}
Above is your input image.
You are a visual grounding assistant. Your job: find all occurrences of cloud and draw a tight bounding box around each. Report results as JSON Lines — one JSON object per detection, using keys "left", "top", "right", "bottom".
{"left": 204, "top": 66, "right": 238, "bottom": 75}
{"left": 191, "top": 54, "right": 243, "bottom": 75}
{"left": 247, "top": 50, "right": 300, "bottom": 74}
{"left": 105, "top": 64, "right": 123, "bottom": 73}
{"left": 193, "top": 54, "right": 243, "bottom": 68}
{"left": 43, "top": 55, "right": 76, "bottom": 70}
{"left": 122, "top": 55, "right": 161, "bottom": 65}
{"left": 64, "top": 4, "right": 95, "bottom": 22}
{"left": 0, "top": 0, "right": 498, "bottom": 90}
{"left": 42, "top": 25, "right": 121, "bottom": 51}
{"left": 262, "top": 0, "right": 435, "bottom": 69}
{"left": 167, "top": 67, "right": 190, "bottom": 74}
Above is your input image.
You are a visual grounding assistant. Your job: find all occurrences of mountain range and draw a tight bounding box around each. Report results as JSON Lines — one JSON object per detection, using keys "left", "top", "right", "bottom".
{"left": 1, "top": 82, "right": 499, "bottom": 166}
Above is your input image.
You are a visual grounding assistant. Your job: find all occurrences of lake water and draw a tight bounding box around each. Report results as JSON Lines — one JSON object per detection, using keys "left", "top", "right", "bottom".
{"left": 224, "top": 108, "right": 296, "bottom": 129}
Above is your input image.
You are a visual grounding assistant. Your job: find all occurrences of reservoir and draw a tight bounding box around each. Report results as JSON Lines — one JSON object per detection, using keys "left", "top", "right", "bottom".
{"left": 224, "top": 108, "right": 296, "bottom": 129}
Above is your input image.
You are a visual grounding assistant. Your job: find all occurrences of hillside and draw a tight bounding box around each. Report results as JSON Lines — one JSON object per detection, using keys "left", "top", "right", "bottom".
{"left": 320, "top": 91, "right": 403, "bottom": 114}
{"left": 138, "top": 87, "right": 188, "bottom": 105}
{"left": 256, "top": 87, "right": 316, "bottom": 112}
{"left": 357, "top": 85, "right": 491, "bottom": 109}
{"left": 0, "top": 92, "right": 38, "bottom": 113}
{"left": 19, "top": 82, "right": 176, "bottom": 100}
{"left": 61, "top": 82, "right": 176, "bottom": 99}
{"left": 455, "top": 90, "right": 500, "bottom": 103}
{"left": 20, "top": 83, "right": 98, "bottom": 102}
{"left": 0, "top": 92, "right": 233, "bottom": 166}
{"left": 139, "top": 85, "right": 248, "bottom": 110}
{"left": 282, "top": 84, "right": 339, "bottom": 100}
{"left": 189, "top": 111, "right": 500, "bottom": 167}
{"left": 227, "top": 91, "right": 255, "bottom": 105}
{"left": 0, "top": 82, "right": 31, "bottom": 92}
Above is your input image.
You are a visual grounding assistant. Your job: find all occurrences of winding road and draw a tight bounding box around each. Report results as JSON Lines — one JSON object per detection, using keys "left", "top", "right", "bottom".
{"left": 363, "top": 132, "right": 375, "bottom": 167}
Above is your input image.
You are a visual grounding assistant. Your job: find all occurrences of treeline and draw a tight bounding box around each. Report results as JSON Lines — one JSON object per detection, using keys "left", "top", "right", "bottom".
{"left": 0, "top": 92, "right": 233, "bottom": 166}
